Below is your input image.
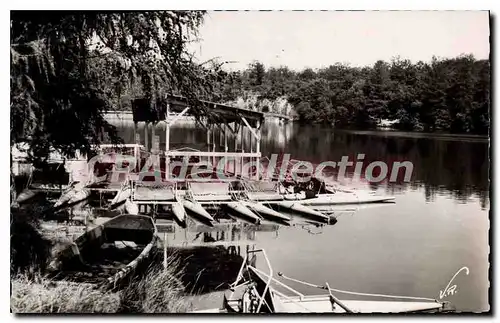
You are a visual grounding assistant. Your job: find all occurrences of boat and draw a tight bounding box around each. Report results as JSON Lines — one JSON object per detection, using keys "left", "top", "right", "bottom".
{"left": 272, "top": 201, "right": 329, "bottom": 223}
{"left": 192, "top": 249, "right": 455, "bottom": 313}
{"left": 124, "top": 199, "right": 139, "bottom": 215}
{"left": 244, "top": 201, "right": 291, "bottom": 224}
{"left": 223, "top": 202, "right": 262, "bottom": 224}
{"left": 53, "top": 182, "right": 90, "bottom": 209}
{"left": 47, "top": 214, "right": 158, "bottom": 289}
{"left": 15, "top": 188, "right": 39, "bottom": 205}
{"left": 113, "top": 198, "right": 139, "bottom": 215}
{"left": 109, "top": 184, "right": 132, "bottom": 209}
{"left": 171, "top": 201, "right": 187, "bottom": 227}
{"left": 300, "top": 192, "right": 396, "bottom": 206}
{"left": 182, "top": 198, "right": 215, "bottom": 226}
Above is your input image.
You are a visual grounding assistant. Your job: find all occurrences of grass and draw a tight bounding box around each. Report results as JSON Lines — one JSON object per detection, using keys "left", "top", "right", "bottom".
{"left": 11, "top": 273, "right": 120, "bottom": 313}
{"left": 11, "top": 211, "right": 193, "bottom": 314}
{"left": 119, "top": 255, "right": 193, "bottom": 313}
{"left": 11, "top": 254, "right": 192, "bottom": 314}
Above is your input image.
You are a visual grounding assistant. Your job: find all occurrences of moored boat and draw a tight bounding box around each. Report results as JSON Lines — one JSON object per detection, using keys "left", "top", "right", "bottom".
{"left": 47, "top": 214, "right": 158, "bottom": 289}
{"left": 272, "top": 201, "right": 329, "bottom": 223}
{"left": 223, "top": 202, "right": 261, "bottom": 224}
{"left": 182, "top": 198, "right": 215, "bottom": 226}
{"left": 244, "top": 201, "right": 291, "bottom": 223}
{"left": 192, "top": 249, "right": 455, "bottom": 314}
{"left": 124, "top": 199, "right": 139, "bottom": 215}
{"left": 109, "top": 185, "right": 132, "bottom": 209}
{"left": 15, "top": 188, "right": 39, "bottom": 205}
{"left": 53, "top": 182, "right": 90, "bottom": 209}
{"left": 300, "top": 192, "right": 396, "bottom": 206}
{"left": 171, "top": 201, "right": 187, "bottom": 227}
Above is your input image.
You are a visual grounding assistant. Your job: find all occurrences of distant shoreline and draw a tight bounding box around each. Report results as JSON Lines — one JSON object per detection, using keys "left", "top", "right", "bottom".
{"left": 104, "top": 111, "right": 488, "bottom": 141}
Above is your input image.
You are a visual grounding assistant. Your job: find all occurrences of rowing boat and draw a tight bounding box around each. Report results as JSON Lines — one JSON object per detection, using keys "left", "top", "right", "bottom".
{"left": 47, "top": 214, "right": 158, "bottom": 289}
{"left": 192, "top": 249, "right": 455, "bottom": 314}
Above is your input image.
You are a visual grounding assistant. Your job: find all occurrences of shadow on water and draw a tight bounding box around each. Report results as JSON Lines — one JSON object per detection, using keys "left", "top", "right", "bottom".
{"left": 169, "top": 245, "right": 248, "bottom": 295}
{"left": 112, "top": 121, "right": 489, "bottom": 209}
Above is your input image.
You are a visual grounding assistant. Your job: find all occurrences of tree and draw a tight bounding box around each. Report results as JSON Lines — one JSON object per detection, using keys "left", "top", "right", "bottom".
{"left": 11, "top": 11, "right": 218, "bottom": 165}
{"left": 212, "top": 54, "right": 489, "bottom": 134}
{"left": 249, "top": 61, "right": 266, "bottom": 86}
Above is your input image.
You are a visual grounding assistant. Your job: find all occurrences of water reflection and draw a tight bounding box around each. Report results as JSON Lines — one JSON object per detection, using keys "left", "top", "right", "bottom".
{"left": 170, "top": 246, "right": 246, "bottom": 295}
{"left": 112, "top": 121, "right": 489, "bottom": 210}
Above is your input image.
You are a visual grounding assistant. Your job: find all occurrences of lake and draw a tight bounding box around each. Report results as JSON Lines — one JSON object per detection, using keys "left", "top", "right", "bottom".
{"left": 112, "top": 119, "right": 490, "bottom": 312}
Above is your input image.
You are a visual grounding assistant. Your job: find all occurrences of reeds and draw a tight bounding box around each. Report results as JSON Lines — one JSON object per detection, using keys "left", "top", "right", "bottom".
{"left": 11, "top": 256, "right": 192, "bottom": 314}
{"left": 119, "top": 254, "right": 192, "bottom": 313}
{"left": 11, "top": 273, "right": 120, "bottom": 313}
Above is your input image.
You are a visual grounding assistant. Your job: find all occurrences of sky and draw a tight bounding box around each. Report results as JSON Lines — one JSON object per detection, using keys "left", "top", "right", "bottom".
{"left": 190, "top": 11, "right": 490, "bottom": 71}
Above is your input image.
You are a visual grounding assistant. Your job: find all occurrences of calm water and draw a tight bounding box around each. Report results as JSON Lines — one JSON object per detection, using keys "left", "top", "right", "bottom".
{"left": 113, "top": 120, "right": 490, "bottom": 312}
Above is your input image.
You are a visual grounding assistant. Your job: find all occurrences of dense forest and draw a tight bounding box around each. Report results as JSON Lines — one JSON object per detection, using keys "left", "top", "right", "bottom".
{"left": 213, "top": 56, "right": 490, "bottom": 135}
{"left": 89, "top": 47, "right": 489, "bottom": 136}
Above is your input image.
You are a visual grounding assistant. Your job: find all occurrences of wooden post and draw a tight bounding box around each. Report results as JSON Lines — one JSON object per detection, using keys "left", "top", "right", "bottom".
{"left": 151, "top": 123, "right": 156, "bottom": 151}
{"left": 224, "top": 124, "right": 228, "bottom": 152}
{"left": 206, "top": 118, "right": 210, "bottom": 164}
{"left": 224, "top": 124, "right": 228, "bottom": 174}
{"left": 144, "top": 122, "right": 149, "bottom": 152}
{"left": 250, "top": 128, "right": 253, "bottom": 154}
{"left": 163, "top": 232, "right": 168, "bottom": 269}
{"left": 133, "top": 122, "right": 138, "bottom": 144}
{"left": 256, "top": 120, "right": 261, "bottom": 180}
{"left": 212, "top": 124, "right": 216, "bottom": 167}
{"left": 219, "top": 123, "right": 223, "bottom": 148}
{"left": 234, "top": 122, "right": 238, "bottom": 176}
{"left": 240, "top": 120, "right": 244, "bottom": 176}
{"left": 166, "top": 103, "right": 170, "bottom": 180}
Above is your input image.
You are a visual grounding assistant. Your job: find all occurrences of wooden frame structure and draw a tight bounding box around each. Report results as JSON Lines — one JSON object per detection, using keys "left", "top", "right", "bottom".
{"left": 131, "top": 95, "right": 265, "bottom": 181}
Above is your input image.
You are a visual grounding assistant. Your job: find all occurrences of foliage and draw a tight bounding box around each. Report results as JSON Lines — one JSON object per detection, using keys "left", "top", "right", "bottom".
{"left": 215, "top": 56, "right": 490, "bottom": 134}
{"left": 10, "top": 208, "right": 52, "bottom": 274}
{"left": 11, "top": 11, "right": 221, "bottom": 165}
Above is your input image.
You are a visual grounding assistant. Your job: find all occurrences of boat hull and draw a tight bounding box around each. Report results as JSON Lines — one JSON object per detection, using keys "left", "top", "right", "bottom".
{"left": 223, "top": 203, "right": 261, "bottom": 224}
{"left": 183, "top": 199, "right": 215, "bottom": 226}
{"left": 171, "top": 201, "right": 187, "bottom": 227}
{"left": 201, "top": 297, "right": 452, "bottom": 314}
{"left": 54, "top": 184, "right": 90, "bottom": 209}
{"left": 272, "top": 202, "right": 329, "bottom": 223}
{"left": 16, "top": 189, "right": 39, "bottom": 204}
{"left": 301, "top": 193, "right": 396, "bottom": 206}
{"left": 245, "top": 201, "right": 291, "bottom": 223}
{"left": 48, "top": 214, "right": 158, "bottom": 289}
{"left": 270, "top": 296, "right": 450, "bottom": 313}
{"left": 109, "top": 186, "right": 131, "bottom": 208}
